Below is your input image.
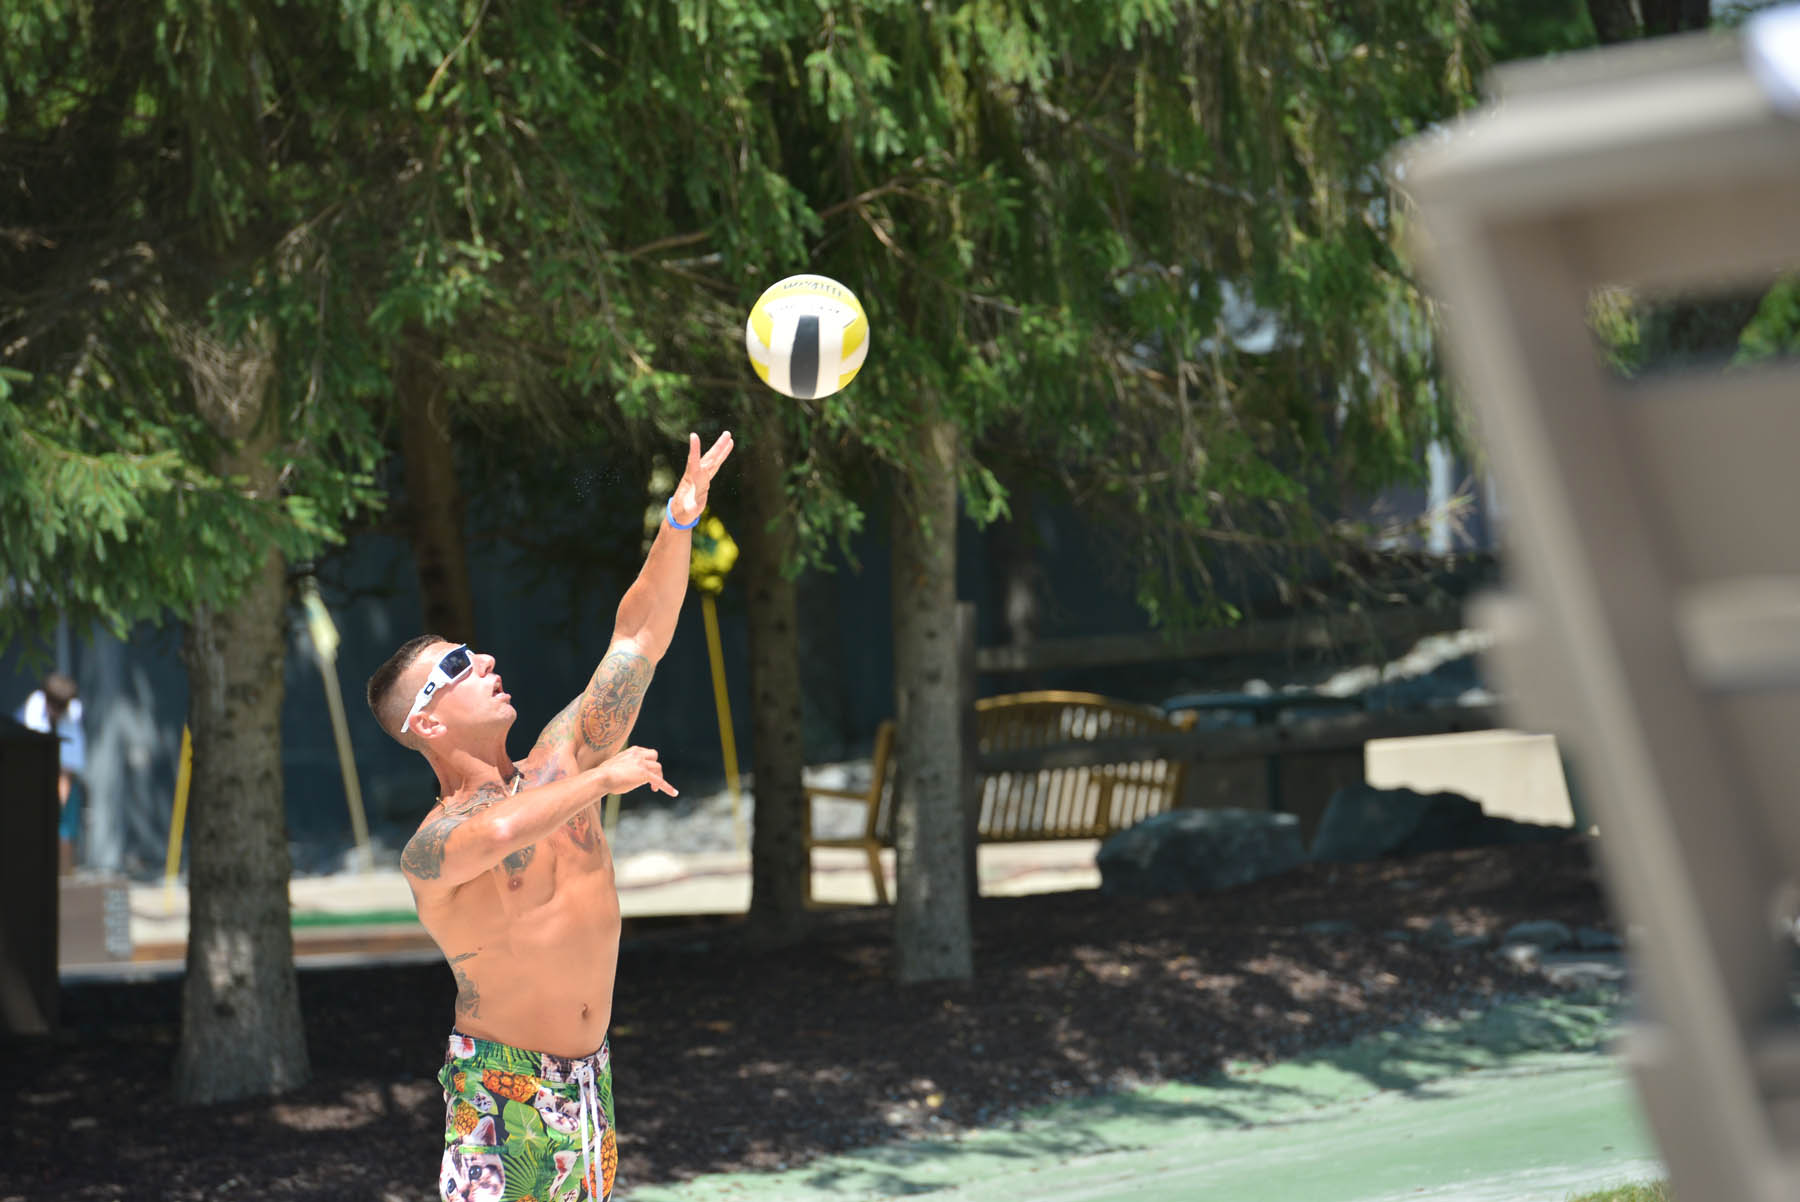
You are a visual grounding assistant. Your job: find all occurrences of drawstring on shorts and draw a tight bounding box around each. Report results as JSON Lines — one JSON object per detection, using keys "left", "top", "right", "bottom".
{"left": 573, "top": 1060, "right": 602, "bottom": 1198}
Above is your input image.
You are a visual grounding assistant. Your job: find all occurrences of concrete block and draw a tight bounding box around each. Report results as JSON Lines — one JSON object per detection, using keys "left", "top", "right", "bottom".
{"left": 1364, "top": 729, "right": 1577, "bottom": 828}
{"left": 59, "top": 876, "right": 132, "bottom": 966}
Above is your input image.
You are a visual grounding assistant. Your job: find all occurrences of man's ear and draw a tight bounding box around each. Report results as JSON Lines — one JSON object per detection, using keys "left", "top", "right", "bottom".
{"left": 412, "top": 711, "right": 448, "bottom": 741}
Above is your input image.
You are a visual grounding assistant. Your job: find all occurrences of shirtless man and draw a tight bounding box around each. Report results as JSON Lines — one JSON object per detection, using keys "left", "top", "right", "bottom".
{"left": 365, "top": 430, "right": 733, "bottom": 1202}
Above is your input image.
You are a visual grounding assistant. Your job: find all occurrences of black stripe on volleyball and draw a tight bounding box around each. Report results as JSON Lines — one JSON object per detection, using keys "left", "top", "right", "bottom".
{"left": 789, "top": 315, "right": 820, "bottom": 399}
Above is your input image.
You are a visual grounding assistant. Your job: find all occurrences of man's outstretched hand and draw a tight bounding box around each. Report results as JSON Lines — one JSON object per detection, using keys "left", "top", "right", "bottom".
{"left": 598, "top": 745, "right": 678, "bottom": 797}
{"left": 669, "top": 431, "right": 734, "bottom": 527}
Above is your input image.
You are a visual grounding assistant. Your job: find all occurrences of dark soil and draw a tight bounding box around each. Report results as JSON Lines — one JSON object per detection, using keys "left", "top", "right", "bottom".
{"left": 4, "top": 839, "right": 1614, "bottom": 1201}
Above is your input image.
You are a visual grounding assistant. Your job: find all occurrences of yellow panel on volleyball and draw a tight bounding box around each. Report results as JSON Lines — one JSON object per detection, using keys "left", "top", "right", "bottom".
{"left": 744, "top": 274, "right": 870, "bottom": 400}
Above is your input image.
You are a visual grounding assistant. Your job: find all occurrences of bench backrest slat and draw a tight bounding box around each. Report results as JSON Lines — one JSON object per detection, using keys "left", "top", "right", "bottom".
{"left": 975, "top": 691, "right": 1193, "bottom": 840}
{"left": 866, "top": 691, "right": 1194, "bottom": 844}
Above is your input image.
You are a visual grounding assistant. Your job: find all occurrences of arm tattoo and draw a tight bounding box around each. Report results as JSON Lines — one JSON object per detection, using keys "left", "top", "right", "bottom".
{"left": 399, "top": 786, "right": 504, "bottom": 881}
{"left": 401, "top": 811, "right": 465, "bottom": 881}
{"left": 449, "top": 951, "right": 481, "bottom": 1019}
{"left": 580, "top": 650, "right": 653, "bottom": 756}
{"left": 530, "top": 698, "right": 581, "bottom": 759}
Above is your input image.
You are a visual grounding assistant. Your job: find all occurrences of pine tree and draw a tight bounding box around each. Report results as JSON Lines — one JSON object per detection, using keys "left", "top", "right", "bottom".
{"left": 0, "top": 0, "right": 451, "bottom": 1102}
{"left": 327, "top": 2, "right": 1499, "bottom": 977}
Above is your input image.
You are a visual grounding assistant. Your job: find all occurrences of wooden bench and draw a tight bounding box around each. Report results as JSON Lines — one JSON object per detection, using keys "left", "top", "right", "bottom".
{"left": 804, "top": 691, "right": 1198, "bottom": 904}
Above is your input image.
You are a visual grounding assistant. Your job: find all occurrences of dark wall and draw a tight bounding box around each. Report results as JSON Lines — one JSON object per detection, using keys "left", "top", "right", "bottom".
{"left": 2, "top": 465, "right": 1491, "bottom": 878}
{"left": 0, "top": 498, "right": 1144, "bottom": 876}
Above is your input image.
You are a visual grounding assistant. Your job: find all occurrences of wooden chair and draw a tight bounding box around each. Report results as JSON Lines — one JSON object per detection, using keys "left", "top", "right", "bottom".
{"left": 802, "top": 720, "right": 898, "bottom": 904}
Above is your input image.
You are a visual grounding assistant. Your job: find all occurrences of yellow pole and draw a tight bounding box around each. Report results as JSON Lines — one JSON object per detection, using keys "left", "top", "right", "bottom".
{"left": 301, "top": 579, "right": 373, "bottom": 872}
{"left": 317, "top": 660, "right": 374, "bottom": 873}
{"left": 162, "top": 724, "right": 193, "bottom": 914}
{"left": 603, "top": 793, "right": 621, "bottom": 844}
{"left": 701, "top": 592, "right": 747, "bottom": 853}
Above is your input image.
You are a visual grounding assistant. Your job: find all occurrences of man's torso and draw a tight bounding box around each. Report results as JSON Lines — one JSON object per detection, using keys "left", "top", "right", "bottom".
{"left": 412, "top": 761, "right": 622, "bottom": 1059}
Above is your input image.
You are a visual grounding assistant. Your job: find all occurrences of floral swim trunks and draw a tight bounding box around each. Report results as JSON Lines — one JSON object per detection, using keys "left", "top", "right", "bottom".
{"left": 438, "top": 1031, "right": 617, "bottom": 1201}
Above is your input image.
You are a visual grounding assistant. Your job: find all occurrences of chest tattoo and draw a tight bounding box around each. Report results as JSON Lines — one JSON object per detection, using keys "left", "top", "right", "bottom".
{"left": 565, "top": 808, "right": 599, "bottom": 853}
{"left": 500, "top": 844, "right": 536, "bottom": 878}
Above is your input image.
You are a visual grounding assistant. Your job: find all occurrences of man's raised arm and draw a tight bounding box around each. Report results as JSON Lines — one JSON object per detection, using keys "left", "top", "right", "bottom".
{"left": 531, "top": 431, "right": 734, "bottom": 772}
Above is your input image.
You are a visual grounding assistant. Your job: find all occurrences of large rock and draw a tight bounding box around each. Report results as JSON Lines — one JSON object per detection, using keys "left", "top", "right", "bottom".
{"left": 1098, "top": 809, "right": 1305, "bottom": 898}
{"left": 1310, "top": 784, "right": 1573, "bottom": 864}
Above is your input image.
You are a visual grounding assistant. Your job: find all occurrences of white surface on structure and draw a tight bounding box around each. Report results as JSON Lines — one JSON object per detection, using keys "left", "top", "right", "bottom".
{"left": 1747, "top": 4, "right": 1800, "bottom": 116}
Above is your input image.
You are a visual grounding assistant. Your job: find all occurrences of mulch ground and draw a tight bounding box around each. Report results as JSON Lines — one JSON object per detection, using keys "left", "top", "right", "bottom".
{"left": 4, "top": 838, "right": 1614, "bottom": 1201}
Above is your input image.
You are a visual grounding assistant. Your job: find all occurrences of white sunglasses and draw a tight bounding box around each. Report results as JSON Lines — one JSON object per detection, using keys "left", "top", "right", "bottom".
{"left": 403, "top": 644, "right": 474, "bottom": 732}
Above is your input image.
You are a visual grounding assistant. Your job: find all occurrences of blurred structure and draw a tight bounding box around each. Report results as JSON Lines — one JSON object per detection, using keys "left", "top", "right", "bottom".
{"left": 1403, "top": 19, "right": 1800, "bottom": 1202}
{"left": 15, "top": 671, "right": 85, "bottom": 873}
{"left": 0, "top": 716, "right": 60, "bottom": 1034}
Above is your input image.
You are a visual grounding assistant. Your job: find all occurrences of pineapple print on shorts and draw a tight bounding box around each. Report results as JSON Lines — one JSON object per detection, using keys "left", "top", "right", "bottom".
{"left": 482, "top": 1069, "right": 540, "bottom": 1104}
{"left": 451, "top": 1098, "right": 483, "bottom": 1137}
{"left": 599, "top": 1127, "right": 618, "bottom": 1198}
{"left": 440, "top": 1031, "right": 618, "bottom": 1200}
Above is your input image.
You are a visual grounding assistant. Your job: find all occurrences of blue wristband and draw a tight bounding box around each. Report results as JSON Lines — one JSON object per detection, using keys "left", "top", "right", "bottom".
{"left": 666, "top": 499, "right": 701, "bottom": 530}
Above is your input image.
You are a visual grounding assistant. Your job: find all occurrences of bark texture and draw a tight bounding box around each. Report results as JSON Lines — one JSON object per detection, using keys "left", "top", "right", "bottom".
{"left": 741, "top": 431, "right": 811, "bottom": 946}
{"left": 173, "top": 331, "right": 310, "bottom": 1103}
{"left": 890, "top": 417, "right": 973, "bottom": 984}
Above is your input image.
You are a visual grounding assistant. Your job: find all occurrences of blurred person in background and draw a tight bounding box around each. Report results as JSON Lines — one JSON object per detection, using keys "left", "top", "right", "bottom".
{"left": 17, "top": 672, "right": 87, "bottom": 873}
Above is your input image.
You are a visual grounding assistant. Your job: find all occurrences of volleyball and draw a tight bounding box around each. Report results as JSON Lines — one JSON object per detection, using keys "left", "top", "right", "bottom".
{"left": 743, "top": 274, "right": 869, "bottom": 400}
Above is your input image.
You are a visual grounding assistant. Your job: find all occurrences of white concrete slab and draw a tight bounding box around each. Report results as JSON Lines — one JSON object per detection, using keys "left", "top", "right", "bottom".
{"left": 1365, "top": 729, "right": 1580, "bottom": 828}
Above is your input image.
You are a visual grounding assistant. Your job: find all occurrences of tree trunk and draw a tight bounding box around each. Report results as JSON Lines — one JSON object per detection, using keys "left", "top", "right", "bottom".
{"left": 1585, "top": 0, "right": 1708, "bottom": 42}
{"left": 891, "top": 417, "right": 974, "bottom": 984}
{"left": 173, "top": 331, "right": 310, "bottom": 1104}
{"left": 740, "top": 427, "right": 810, "bottom": 946}
{"left": 399, "top": 329, "right": 476, "bottom": 644}
{"left": 1640, "top": 0, "right": 1708, "bottom": 36}
{"left": 1584, "top": 0, "right": 1642, "bottom": 42}
{"left": 990, "top": 487, "right": 1045, "bottom": 691}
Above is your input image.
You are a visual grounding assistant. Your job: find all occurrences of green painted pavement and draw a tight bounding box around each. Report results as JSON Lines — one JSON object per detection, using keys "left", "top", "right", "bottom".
{"left": 290, "top": 908, "right": 420, "bottom": 927}
{"left": 618, "top": 991, "right": 1663, "bottom": 1202}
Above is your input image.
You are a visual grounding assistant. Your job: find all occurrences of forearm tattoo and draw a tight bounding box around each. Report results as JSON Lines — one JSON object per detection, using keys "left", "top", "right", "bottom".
{"left": 580, "top": 650, "right": 652, "bottom": 757}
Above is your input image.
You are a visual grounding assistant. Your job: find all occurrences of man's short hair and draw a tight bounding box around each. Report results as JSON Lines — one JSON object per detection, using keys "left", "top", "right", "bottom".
{"left": 42, "top": 673, "right": 77, "bottom": 713}
{"left": 366, "top": 634, "right": 445, "bottom": 741}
